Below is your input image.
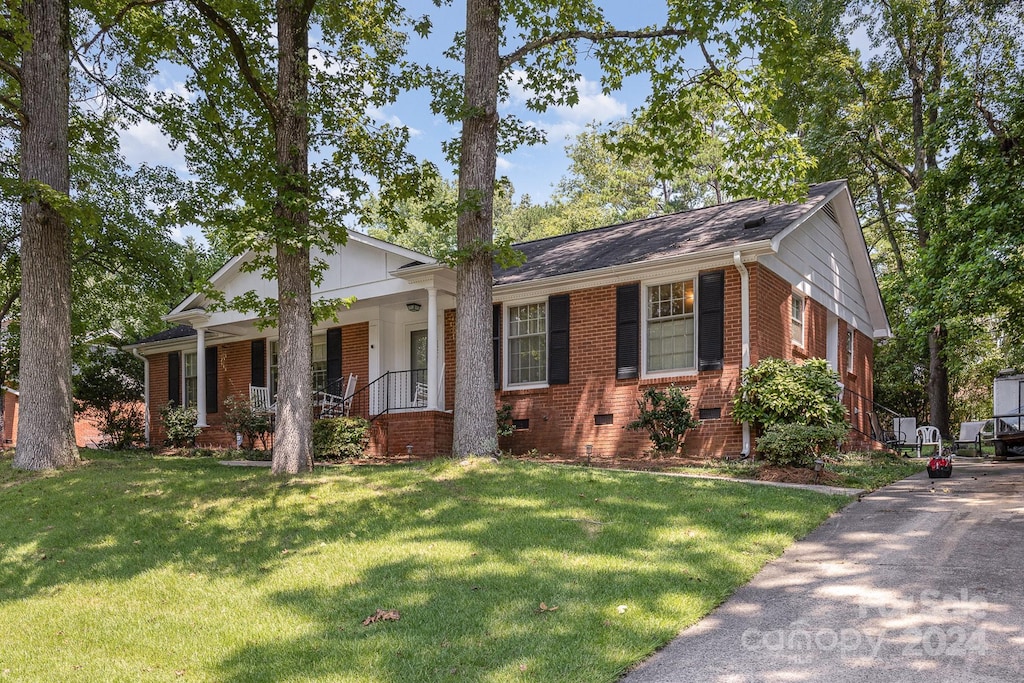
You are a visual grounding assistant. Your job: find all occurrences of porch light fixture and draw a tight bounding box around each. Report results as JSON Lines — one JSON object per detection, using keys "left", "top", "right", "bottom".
{"left": 406, "top": 302, "right": 421, "bottom": 312}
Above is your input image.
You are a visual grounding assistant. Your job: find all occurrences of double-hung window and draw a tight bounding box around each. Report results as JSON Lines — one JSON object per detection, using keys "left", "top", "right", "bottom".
{"left": 183, "top": 351, "right": 198, "bottom": 407}
{"left": 846, "top": 330, "right": 855, "bottom": 374}
{"left": 646, "top": 280, "right": 695, "bottom": 373}
{"left": 269, "top": 336, "right": 329, "bottom": 396}
{"left": 312, "top": 338, "right": 328, "bottom": 392}
{"left": 791, "top": 294, "right": 805, "bottom": 346}
{"left": 508, "top": 302, "right": 547, "bottom": 385}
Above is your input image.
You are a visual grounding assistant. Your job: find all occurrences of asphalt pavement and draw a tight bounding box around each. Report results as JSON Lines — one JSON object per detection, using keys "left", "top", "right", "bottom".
{"left": 622, "top": 461, "right": 1024, "bottom": 682}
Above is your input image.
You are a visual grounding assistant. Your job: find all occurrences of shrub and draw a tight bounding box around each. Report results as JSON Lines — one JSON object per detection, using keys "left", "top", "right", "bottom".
{"left": 626, "top": 385, "right": 700, "bottom": 454}
{"left": 221, "top": 395, "right": 272, "bottom": 450}
{"left": 312, "top": 417, "right": 370, "bottom": 460}
{"left": 73, "top": 347, "right": 145, "bottom": 449}
{"left": 732, "top": 357, "right": 849, "bottom": 430}
{"left": 756, "top": 422, "right": 847, "bottom": 468}
{"left": 161, "top": 404, "right": 203, "bottom": 448}
{"left": 496, "top": 404, "right": 515, "bottom": 437}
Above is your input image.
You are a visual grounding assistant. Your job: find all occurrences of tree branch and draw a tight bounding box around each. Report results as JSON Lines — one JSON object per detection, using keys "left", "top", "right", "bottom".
{"left": 80, "top": 0, "right": 171, "bottom": 54}
{"left": 186, "top": 0, "right": 279, "bottom": 128}
{"left": 500, "top": 26, "right": 690, "bottom": 71}
{"left": 0, "top": 57, "right": 20, "bottom": 85}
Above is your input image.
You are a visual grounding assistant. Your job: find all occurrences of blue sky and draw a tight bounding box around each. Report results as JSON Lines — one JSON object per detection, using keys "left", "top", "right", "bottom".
{"left": 118, "top": 2, "right": 680, "bottom": 241}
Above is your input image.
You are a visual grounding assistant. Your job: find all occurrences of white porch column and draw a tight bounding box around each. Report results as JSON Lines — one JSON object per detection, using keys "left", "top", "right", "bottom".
{"left": 426, "top": 287, "right": 439, "bottom": 410}
{"left": 195, "top": 327, "right": 208, "bottom": 427}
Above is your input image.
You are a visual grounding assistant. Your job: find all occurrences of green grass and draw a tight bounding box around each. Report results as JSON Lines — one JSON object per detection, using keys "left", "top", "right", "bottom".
{"left": 827, "top": 450, "right": 929, "bottom": 489}
{"left": 0, "top": 450, "right": 846, "bottom": 682}
{"left": 671, "top": 450, "right": 928, "bottom": 491}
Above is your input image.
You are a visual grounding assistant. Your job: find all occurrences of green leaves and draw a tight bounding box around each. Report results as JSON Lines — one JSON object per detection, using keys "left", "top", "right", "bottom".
{"left": 733, "top": 358, "right": 849, "bottom": 430}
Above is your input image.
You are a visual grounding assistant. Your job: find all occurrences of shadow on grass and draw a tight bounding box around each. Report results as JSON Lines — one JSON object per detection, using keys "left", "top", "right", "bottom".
{"left": 0, "top": 451, "right": 844, "bottom": 681}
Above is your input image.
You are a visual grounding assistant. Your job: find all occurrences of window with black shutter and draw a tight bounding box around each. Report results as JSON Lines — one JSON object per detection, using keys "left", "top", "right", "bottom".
{"left": 492, "top": 303, "right": 501, "bottom": 389}
{"left": 205, "top": 347, "right": 218, "bottom": 413}
{"left": 616, "top": 284, "right": 640, "bottom": 379}
{"left": 697, "top": 270, "right": 725, "bottom": 371}
{"left": 167, "top": 351, "right": 181, "bottom": 405}
{"left": 251, "top": 339, "right": 266, "bottom": 387}
{"left": 548, "top": 294, "right": 569, "bottom": 385}
{"left": 326, "top": 327, "right": 342, "bottom": 391}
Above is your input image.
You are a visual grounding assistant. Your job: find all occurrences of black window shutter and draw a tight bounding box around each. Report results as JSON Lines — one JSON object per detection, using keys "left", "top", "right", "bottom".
{"left": 326, "top": 327, "right": 343, "bottom": 391}
{"left": 548, "top": 294, "right": 570, "bottom": 385}
{"left": 251, "top": 339, "right": 266, "bottom": 387}
{"left": 492, "top": 303, "right": 502, "bottom": 390}
{"left": 616, "top": 284, "right": 640, "bottom": 379}
{"left": 698, "top": 270, "right": 725, "bottom": 371}
{"left": 168, "top": 351, "right": 181, "bottom": 405}
{"left": 205, "top": 346, "right": 218, "bottom": 413}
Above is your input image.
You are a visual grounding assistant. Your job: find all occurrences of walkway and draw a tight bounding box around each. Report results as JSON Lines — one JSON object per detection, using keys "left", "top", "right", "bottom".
{"left": 623, "top": 461, "right": 1024, "bottom": 682}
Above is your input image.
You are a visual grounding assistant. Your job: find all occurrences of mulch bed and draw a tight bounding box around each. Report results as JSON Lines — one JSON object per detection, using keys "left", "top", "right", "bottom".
{"left": 756, "top": 465, "right": 842, "bottom": 485}
{"left": 509, "top": 451, "right": 729, "bottom": 472}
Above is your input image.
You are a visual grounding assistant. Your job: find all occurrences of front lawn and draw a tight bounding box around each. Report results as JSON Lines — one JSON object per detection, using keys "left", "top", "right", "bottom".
{"left": 670, "top": 450, "right": 929, "bottom": 490}
{"left": 0, "top": 450, "right": 846, "bottom": 682}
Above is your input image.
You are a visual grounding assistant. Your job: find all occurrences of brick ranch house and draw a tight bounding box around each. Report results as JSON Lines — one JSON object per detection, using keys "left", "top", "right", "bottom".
{"left": 126, "top": 179, "right": 890, "bottom": 458}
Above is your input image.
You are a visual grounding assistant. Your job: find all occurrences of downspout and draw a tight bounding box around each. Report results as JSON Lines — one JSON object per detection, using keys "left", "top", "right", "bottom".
{"left": 733, "top": 252, "right": 751, "bottom": 457}
{"left": 132, "top": 348, "right": 151, "bottom": 447}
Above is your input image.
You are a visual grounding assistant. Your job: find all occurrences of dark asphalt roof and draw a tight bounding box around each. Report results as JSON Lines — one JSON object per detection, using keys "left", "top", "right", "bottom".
{"left": 495, "top": 180, "right": 845, "bottom": 285}
{"left": 132, "top": 324, "right": 196, "bottom": 345}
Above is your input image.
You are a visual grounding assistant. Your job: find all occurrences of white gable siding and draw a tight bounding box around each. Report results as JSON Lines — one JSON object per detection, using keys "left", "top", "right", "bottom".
{"left": 759, "top": 211, "right": 874, "bottom": 336}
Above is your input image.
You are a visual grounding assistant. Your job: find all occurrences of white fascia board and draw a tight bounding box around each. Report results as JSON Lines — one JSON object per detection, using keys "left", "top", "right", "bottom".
{"left": 829, "top": 186, "right": 892, "bottom": 339}
{"left": 494, "top": 242, "right": 773, "bottom": 300}
{"left": 769, "top": 184, "right": 848, "bottom": 253}
{"left": 167, "top": 252, "right": 251, "bottom": 316}
{"left": 349, "top": 231, "right": 437, "bottom": 265}
{"left": 390, "top": 262, "right": 457, "bottom": 291}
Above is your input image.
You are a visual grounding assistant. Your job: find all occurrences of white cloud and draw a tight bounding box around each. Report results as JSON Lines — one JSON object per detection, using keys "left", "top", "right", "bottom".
{"left": 504, "top": 70, "right": 627, "bottom": 141}
{"left": 366, "top": 105, "right": 422, "bottom": 137}
{"left": 119, "top": 119, "right": 189, "bottom": 173}
{"left": 495, "top": 157, "right": 512, "bottom": 171}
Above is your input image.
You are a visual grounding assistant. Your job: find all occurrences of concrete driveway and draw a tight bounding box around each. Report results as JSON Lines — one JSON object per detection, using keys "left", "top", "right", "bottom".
{"left": 623, "top": 461, "right": 1024, "bottom": 682}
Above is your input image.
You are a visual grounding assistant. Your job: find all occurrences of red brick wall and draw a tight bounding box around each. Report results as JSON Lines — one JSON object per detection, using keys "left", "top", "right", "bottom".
{"left": 495, "top": 270, "right": 746, "bottom": 459}
{"left": 341, "top": 322, "right": 369, "bottom": 396}
{"left": 369, "top": 410, "right": 454, "bottom": 457}
{"left": 3, "top": 390, "right": 18, "bottom": 446}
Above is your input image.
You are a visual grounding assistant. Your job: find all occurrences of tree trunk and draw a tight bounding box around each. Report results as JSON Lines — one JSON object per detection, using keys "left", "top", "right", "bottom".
{"left": 13, "top": 0, "right": 79, "bottom": 470}
{"left": 270, "top": 0, "right": 313, "bottom": 475}
{"left": 928, "top": 323, "right": 950, "bottom": 438}
{"left": 452, "top": 0, "right": 501, "bottom": 458}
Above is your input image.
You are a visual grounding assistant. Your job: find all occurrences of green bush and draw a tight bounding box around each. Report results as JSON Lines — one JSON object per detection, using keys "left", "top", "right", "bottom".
{"left": 756, "top": 422, "right": 847, "bottom": 468}
{"left": 312, "top": 417, "right": 370, "bottom": 460}
{"left": 732, "top": 357, "right": 849, "bottom": 430}
{"left": 73, "top": 347, "right": 145, "bottom": 449}
{"left": 496, "top": 404, "right": 515, "bottom": 437}
{"left": 626, "top": 385, "right": 700, "bottom": 454}
{"left": 160, "top": 404, "right": 203, "bottom": 448}
{"left": 221, "top": 395, "right": 272, "bottom": 450}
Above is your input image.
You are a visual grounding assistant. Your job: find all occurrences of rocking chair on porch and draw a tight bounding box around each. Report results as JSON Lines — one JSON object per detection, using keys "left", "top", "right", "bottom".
{"left": 319, "top": 373, "right": 357, "bottom": 418}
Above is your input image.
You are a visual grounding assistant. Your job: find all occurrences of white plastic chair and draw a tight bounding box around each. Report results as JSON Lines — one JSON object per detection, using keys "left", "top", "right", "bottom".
{"left": 916, "top": 426, "right": 942, "bottom": 458}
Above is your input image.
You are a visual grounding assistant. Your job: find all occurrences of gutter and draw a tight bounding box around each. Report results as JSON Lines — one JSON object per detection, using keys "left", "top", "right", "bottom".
{"left": 132, "top": 348, "right": 151, "bottom": 447}
{"left": 733, "top": 251, "right": 751, "bottom": 457}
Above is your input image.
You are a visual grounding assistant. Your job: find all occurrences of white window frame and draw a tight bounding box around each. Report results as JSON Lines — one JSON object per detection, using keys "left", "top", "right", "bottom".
{"left": 312, "top": 336, "right": 328, "bottom": 393}
{"left": 183, "top": 351, "right": 198, "bottom": 408}
{"left": 846, "top": 329, "right": 855, "bottom": 374}
{"left": 791, "top": 293, "right": 805, "bottom": 347}
{"left": 268, "top": 339, "right": 279, "bottom": 397}
{"left": 641, "top": 275, "right": 698, "bottom": 379}
{"left": 505, "top": 300, "right": 548, "bottom": 389}
{"left": 269, "top": 335, "right": 329, "bottom": 396}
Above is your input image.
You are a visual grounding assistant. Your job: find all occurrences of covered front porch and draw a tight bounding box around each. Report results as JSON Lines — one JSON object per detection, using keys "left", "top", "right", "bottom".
{"left": 143, "top": 233, "right": 458, "bottom": 456}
